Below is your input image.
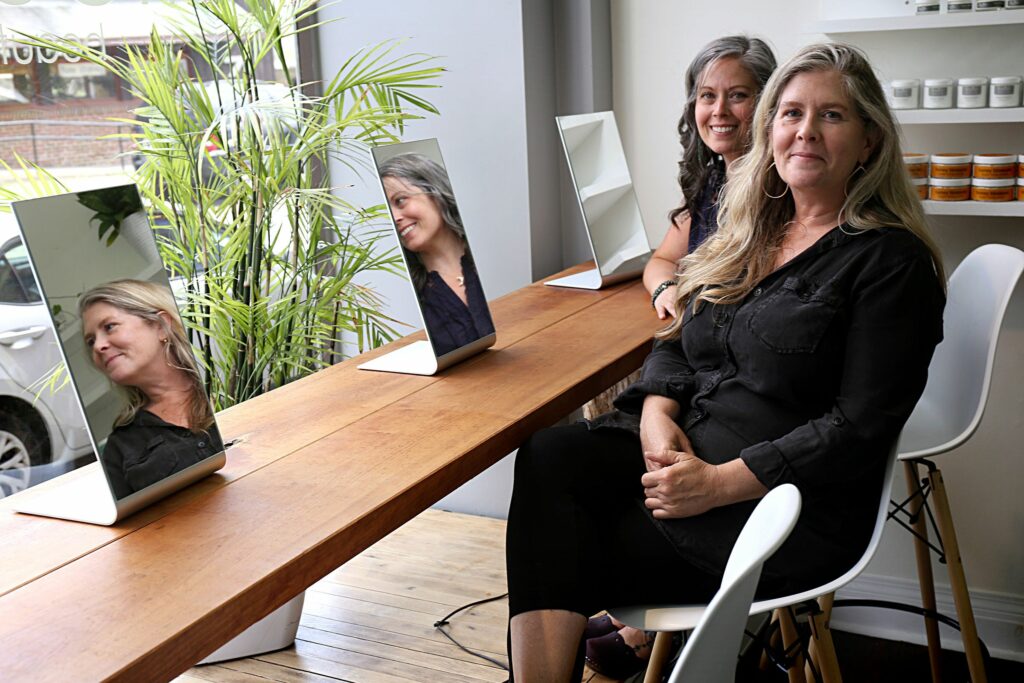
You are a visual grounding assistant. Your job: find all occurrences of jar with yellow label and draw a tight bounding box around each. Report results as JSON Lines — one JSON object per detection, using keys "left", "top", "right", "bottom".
{"left": 973, "top": 154, "right": 1017, "bottom": 180}
{"left": 929, "top": 178, "right": 971, "bottom": 201}
{"left": 904, "top": 153, "right": 929, "bottom": 179}
{"left": 971, "top": 178, "right": 1015, "bottom": 202}
{"left": 930, "top": 154, "right": 972, "bottom": 179}
{"left": 1018, "top": 154, "right": 1024, "bottom": 179}
{"left": 912, "top": 177, "right": 928, "bottom": 200}
{"left": 1017, "top": 178, "right": 1024, "bottom": 201}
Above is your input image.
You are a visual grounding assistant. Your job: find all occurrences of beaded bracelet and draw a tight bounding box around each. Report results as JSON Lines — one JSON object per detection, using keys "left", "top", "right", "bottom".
{"left": 651, "top": 279, "right": 676, "bottom": 309}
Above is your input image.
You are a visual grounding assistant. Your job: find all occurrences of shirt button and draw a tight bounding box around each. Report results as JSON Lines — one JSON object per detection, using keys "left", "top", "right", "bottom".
{"left": 753, "top": 287, "right": 763, "bottom": 296}
{"left": 831, "top": 416, "right": 844, "bottom": 427}
{"left": 198, "top": 441, "right": 206, "bottom": 447}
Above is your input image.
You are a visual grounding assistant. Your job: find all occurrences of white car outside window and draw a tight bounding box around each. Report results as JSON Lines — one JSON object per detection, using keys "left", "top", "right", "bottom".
{"left": 0, "top": 219, "right": 92, "bottom": 498}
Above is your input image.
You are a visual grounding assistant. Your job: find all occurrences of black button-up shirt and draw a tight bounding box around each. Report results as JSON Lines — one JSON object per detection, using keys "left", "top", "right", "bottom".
{"left": 608, "top": 226, "right": 945, "bottom": 589}
{"left": 100, "top": 410, "right": 225, "bottom": 499}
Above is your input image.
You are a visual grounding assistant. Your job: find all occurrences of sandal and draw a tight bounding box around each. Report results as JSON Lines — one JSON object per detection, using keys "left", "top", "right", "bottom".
{"left": 584, "top": 629, "right": 654, "bottom": 680}
{"left": 583, "top": 613, "right": 617, "bottom": 641}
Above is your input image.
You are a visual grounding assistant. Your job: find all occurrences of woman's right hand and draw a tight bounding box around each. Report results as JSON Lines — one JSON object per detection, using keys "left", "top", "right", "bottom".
{"left": 654, "top": 284, "right": 678, "bottom": 320}
{"left": 640, "top": 395, "right": 691, "bottom": 472}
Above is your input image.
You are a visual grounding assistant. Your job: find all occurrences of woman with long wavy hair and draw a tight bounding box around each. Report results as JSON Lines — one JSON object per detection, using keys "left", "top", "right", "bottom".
{"left": 81, "top": 279, "right": 222, "bottom": 498}
{"left": 505, "top": 43, "right": 946, "bottom": 681}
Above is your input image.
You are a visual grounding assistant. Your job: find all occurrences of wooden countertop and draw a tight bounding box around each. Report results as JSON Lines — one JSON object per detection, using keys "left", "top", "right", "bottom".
{"left": 0, "top": 266, "right": 662, "bottom": 682}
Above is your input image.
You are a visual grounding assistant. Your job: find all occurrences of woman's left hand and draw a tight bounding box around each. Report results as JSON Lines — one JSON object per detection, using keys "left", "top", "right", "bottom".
{"left": 641, "top": 450, "right": 721, "bottom": 519}
{"left": 641, "top": 453, "right": 770, "bottom": 519}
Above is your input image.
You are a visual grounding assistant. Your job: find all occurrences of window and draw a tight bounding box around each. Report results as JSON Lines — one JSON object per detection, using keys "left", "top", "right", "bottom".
{"left": 0, "top": 241, "right": 42, "bottom": 304}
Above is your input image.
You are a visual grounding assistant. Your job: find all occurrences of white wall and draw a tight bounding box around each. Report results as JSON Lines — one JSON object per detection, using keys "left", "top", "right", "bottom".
{"left": 611, "top": 0, "right": 1024, "bottom": 661}
{"left": 316, "top": 1, "right": 565, "bottom": 518}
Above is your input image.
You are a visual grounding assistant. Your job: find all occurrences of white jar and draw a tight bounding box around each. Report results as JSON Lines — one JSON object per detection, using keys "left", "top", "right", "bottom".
{"left": 989, "top": 77, "right": 1022, "bottom": 108}
{"left": 974, "top": 0, "right": 1005, "bottom": 9}
{"left": 914, "top": 0, "right": 940, "bottom": 12}
{"left": 957, "top": 78, "right": 988, "bottom": 109}
{"left": 890, "top": 79, "right": 920, "bottom": 109}
{"left": 947, "top": 0, "right": 974, "bottom": 9}
{"left": 923, "top": 79, "right": 955, "bottom": 109}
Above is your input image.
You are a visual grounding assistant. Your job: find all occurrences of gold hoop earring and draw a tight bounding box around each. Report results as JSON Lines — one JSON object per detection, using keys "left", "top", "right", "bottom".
{"left": 844, "top": 164, "right": 867, "bottom": 199}
{"left": 763, "top": 162, "right": 790, "bottom": 200}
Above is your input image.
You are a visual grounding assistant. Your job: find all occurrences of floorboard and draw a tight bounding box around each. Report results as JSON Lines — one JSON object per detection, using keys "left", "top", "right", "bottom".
{"left": 178, "top": 508, "right": 1024, "bottom": 683}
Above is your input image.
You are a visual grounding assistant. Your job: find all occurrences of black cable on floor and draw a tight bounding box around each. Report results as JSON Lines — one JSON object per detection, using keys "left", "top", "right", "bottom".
{"left": 433, "top": 592, "right": 510, "bottom": 671}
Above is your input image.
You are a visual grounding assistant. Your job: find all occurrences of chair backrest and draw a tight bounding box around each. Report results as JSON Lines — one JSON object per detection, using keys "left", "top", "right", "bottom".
{"left": 899, "top": 244, "right": 1024, "bottom": 458}
{"left": 669, "top": 484, "right": 802, "bottom": 683}
{"left": 753, "top": 438, "right": 900, "bottom": 614}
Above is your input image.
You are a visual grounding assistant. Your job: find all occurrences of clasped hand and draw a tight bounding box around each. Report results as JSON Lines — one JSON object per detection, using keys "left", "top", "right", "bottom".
{"left": 640, "top": 405, "right": 720, "bottom": 519}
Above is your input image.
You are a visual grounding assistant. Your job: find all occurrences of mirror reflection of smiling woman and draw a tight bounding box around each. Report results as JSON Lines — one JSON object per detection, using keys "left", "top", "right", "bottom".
{"left": 80, "top": 279, "right": 222, "bottom": 499}
{"left": 379, "top": 153, "right": 494, "bottom": 357}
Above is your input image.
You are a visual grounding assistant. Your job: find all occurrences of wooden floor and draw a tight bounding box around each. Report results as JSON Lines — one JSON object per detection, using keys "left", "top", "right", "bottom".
{"left": 178, "top": 509, "right": 512, "bottom": 683}
{"left": 174, "top": 508, "right": 1024, "bottom": 683}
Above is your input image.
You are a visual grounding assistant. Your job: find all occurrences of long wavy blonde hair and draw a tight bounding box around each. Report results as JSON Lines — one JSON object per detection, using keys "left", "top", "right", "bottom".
{"left": 79, "top": 279, "right": 214, "bottom": 432}
{"left": 661, "top": 42, "right": 944, "bottom": 340}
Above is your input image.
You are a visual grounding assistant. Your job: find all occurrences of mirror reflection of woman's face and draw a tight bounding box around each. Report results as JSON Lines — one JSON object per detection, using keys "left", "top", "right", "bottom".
{"left": 82, "top": 302, "right": 167, "bottom": 388}
{"left": 383, "top": 176, "right": 447, "bottom": 253}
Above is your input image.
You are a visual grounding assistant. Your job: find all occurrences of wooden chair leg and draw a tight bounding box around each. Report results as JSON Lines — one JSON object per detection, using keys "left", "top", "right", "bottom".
{"left": 805, "top": 594, "right": 842, "bottom": 683}
{"left": 778, "top": 607, "right": 807, "bottom": 683}
{"left": 928, "top": 468, "right": 988, "bottom": 683}
{"left": 643, "top": 631, "right": 675, "bottom": 683}
{"left": 759, "top": 610, "right": 782, "bottom": 671}
{"left": 905, "top": 460, "right": 944, "bottom": 683}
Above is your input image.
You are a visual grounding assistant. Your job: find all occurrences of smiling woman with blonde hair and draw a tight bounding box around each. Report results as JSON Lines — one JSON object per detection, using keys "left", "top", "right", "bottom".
{"left": 80, "top": 279, "right": 222, "bottom": 498}
{"left": 503, "top": 43, "right": 946, "bottom": 681}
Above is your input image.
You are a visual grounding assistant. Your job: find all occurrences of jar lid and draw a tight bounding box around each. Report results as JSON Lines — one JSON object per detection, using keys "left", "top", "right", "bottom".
{"left": 923, "top": 78, "right": 954, "bottom": 86}
{"left": 1019, "top": 153, "right": 1024, "bottom": 162}
{"left": 903, "top": 153, "right": 929, "bottom": 164}
{"left": 891, "top": 79, "right": 921, "bottom": 87}
{"left": 972, "top": 178, "right": 1015, "bottom": 187}
{"left": 1018, "top": 177, "right": 1024, "bottom": 186}
{"left": 973, "top": 154, "right": 1016, "bottom": 164}
{"left": 989, "top": 76, "right": 1023, "bottom": 85}
{"left": 930, "top": 154, "right": 971, "bottom": 164}
{"left": 958, "top": 77, "right": 989, "bottom": 86}
{"left": 912, "top": 177, "right": 929, "bottom": 185}
{"left": 929, "top": 178, "right": 971, "bottom": 186}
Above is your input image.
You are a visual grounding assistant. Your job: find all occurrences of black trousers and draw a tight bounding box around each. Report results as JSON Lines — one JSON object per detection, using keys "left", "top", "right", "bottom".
{"left": 505, "top": 423, "right": 721, "bottom": 678}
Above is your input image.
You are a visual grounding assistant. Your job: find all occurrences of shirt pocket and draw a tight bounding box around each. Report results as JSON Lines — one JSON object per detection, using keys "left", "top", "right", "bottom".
{"left": 747, "top": 276, "right": 843, "bottom": 354}
{"left": 124, "top": 435, "right": 180, "bottom": 493}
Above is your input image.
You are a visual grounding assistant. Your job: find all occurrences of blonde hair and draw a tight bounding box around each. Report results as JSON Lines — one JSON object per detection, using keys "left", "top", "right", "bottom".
{"left": 661, "top": 42, "right": 944, "bottom": 340}
{"left": 79, "top": 279, "right": 214, "bottom": 432}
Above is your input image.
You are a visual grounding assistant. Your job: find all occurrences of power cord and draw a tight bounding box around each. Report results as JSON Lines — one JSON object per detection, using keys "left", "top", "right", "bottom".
{"left": 433, "top": 592, "right": 510, "bottom": 671}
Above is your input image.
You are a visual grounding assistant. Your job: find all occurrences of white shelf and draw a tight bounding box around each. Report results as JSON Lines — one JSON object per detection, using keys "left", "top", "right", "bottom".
{"left": 896, "top": 108, "right": 1024, "bottom": 124}
{"left": 923, "top": 200, "right": 1024, "bottom": 217}
{"left": 813, "top": 12, "right": 1024, "bottom": 34}
{"left": 579, "top": 174, "right": 631, "bottom": 204}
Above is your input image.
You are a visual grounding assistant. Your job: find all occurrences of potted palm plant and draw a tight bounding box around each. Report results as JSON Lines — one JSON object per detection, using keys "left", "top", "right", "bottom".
{"left": 16, "top": 0, "right": 443, "bottom": 409}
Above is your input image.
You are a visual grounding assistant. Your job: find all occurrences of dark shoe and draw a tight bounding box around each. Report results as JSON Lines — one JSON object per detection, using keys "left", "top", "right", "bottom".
{"left": 583, "top": 613, "right": 617, "bottom": 640}
{"left": 585, "top": 629, "right": 651, "bottom": 680}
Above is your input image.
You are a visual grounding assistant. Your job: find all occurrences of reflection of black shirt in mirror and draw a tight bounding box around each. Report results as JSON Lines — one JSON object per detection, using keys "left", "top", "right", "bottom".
{"left": 100, "top": 410, "right": 225, "bottom": 499}
{"left": 421, "top": 254, "right": 495, "bottom": 357}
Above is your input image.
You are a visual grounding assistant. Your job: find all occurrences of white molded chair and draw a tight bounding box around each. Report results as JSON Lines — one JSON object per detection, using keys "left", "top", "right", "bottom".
{"left": 613, "top": 442, "right": 901, "bottom": 683}
{"left": 891, "top": 244, "right": 1023, "bottom": 683}
{"left": 662, "top": 483, "right": 802, "bottom": 683}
